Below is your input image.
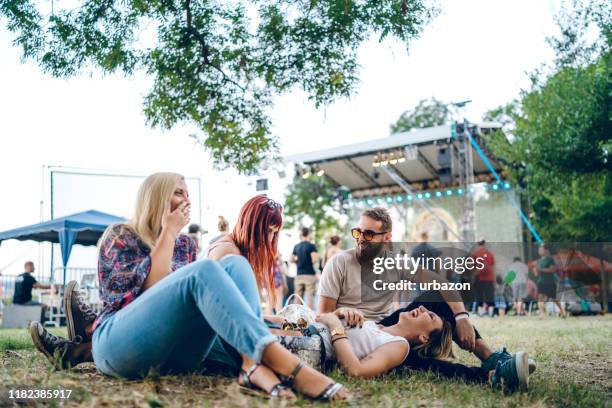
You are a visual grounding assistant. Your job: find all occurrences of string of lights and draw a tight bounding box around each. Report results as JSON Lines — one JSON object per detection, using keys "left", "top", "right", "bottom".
{"left": 349, "top": 182, "right": 512, "bottom": 208}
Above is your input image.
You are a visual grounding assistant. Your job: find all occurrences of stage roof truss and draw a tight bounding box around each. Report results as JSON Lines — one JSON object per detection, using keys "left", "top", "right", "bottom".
{"left": 286, "top": 124, "right": 505, "bottom": 195}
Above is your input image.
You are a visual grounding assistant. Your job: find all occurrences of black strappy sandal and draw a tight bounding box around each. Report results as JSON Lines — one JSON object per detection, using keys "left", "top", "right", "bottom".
{"left": 238, "top": 364, "right": 292, "bottom": 398}
{"left": 280, "top": 361, "right": 346, "bottom": 401}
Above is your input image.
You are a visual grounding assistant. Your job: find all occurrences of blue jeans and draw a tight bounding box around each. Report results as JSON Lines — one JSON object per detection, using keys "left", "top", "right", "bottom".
{"left": 92, "top": 255, "right": 277, "bottom": 378}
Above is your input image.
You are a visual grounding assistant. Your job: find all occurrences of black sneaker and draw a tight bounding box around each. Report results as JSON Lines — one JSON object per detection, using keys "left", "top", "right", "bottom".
{"left": 29, "top": 322, "right": 83, "bottom": 369}
{"left": 63, "top": 281, "right": 97, "bottom": 342}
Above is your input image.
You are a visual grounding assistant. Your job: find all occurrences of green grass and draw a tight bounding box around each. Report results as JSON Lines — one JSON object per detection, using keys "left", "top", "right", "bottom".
{"left": 1, "top": 316, "right": 611, "bottom": 407}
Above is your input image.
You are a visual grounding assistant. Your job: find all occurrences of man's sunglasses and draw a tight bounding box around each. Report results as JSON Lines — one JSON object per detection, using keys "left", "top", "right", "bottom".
{"left": 351, "top": 228, "right": 388, "bottom": 241}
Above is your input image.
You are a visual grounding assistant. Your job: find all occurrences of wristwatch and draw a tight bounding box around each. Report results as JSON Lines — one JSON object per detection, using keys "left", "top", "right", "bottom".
{"left": 330, "top": 327, "right": 346, "bottom": 338}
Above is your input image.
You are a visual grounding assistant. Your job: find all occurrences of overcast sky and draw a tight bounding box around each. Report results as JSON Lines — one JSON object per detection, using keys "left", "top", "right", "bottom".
{"left": 0, "top": 0, "right": 561, "bottom": 276}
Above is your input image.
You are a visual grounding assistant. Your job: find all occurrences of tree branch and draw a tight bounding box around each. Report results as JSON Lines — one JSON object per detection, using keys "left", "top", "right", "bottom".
{"left": 184, "top": 0, "right": 245, "bottom": 92}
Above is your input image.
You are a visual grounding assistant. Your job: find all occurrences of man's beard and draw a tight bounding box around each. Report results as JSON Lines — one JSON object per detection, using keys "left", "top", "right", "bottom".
{"left": 356, "top": 241, "right": 385, "bottom": 263}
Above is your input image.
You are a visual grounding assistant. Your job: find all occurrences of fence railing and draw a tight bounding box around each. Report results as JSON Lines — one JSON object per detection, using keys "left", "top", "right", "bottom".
{"left": 50, "top": 267, "right": 98, "bottom": 286}
{"left": 1, "top": 267, "right": 98, "bottom": 301}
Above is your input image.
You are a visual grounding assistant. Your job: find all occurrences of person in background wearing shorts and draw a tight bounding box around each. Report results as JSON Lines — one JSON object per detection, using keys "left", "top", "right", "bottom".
{"left": 535, "top": 244, "right": 566, "bottom": 317}
{"left": 291, "top": 227, "right": 318, "bottom": 309}
{"left": 507, "top": 257, "right": 529, "bottom": 316}
{"left": 471, "top": 239, "right": 495, "bottom": 316}
{"left": 494, "top": 276, "right": 509, "bottom": 317}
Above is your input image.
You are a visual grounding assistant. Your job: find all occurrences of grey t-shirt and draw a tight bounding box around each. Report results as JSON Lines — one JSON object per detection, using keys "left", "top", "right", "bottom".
{"left": 319, "top": 249, "right": 396, "bottom": 321}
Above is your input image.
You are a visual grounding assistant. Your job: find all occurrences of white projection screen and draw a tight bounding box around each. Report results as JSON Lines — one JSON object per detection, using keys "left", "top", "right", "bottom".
{"left": 46, "top": 168, "right": 202, "bottom": 282}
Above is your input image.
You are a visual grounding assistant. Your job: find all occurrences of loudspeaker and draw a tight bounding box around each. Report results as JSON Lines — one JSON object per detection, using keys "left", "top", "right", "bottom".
{"left": 437, "top": 146, "right": 451, "bottom": 167}
{"left": 437, "top": 144, "right": 452, "bottom": 186}
{"left": 438, "top": 167, "right": 452, "bottom": 185}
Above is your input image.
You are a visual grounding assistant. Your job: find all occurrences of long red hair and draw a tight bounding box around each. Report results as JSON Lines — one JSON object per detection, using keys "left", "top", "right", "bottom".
{"left": 231, "top": 195, "right": 282, "bottom": 304}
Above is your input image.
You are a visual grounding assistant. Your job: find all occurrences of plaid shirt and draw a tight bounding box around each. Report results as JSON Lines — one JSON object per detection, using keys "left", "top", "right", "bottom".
{"left": 93, "top": 224, "right": 196, "bottom": 331}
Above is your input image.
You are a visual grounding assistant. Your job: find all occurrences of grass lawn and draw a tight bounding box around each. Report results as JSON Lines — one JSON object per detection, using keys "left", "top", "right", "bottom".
{"left": 1, "top": 315, "right": 611, "bottom": 407}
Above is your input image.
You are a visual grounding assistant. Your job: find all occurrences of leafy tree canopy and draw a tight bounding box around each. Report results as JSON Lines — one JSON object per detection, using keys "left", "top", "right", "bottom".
{"left": 389, "top": 96, "right": 451, "bottom": 134}
{"left": 283, "top": 174, "right": 347, "bottom": 246}
{"left": 484, "top": 0, "right": 611, "bottom": 241}
{"left": 0, "top": 0, "right": 436, "bottom": 173}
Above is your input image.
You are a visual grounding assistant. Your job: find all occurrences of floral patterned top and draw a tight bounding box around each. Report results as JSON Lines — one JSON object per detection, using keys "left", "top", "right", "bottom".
{"left": 93, "top": 224, "right": 197, "bottom": 331}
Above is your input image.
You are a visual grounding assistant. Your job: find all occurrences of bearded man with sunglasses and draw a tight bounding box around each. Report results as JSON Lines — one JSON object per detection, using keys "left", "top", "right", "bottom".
{"left": 318, "top": 207, "right": 533, "bottom": 391}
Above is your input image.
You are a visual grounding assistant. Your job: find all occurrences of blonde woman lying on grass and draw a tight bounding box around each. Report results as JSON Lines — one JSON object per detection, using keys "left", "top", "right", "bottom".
{"left": 313, "top": 306, "right": 454, "bottom": 377}
{"left": 286, "top": 306, "right": 530, "bottom": 392}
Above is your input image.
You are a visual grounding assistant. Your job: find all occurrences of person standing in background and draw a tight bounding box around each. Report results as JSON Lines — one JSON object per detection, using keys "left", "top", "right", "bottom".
{"left": 269, "top": 254, "right": 288, "bottom": 313}
{"left": 411, "top": 231, "right": 442, "bottom": 273}
{"left": 209, "top": 215, "right": 230, "bottom": 245}
{"left": 471, "top": 239, "right": 495, "bottom": 317}
{"left": 494, "top": 276, "right": 509, "bottom": 317}
{"left": 535, "top": 244, "right": 566, "bottom": 317}
{"left": 188, "top": 224, "right": 205, "bottom": 254}
{"left": 507, "top": 257, "right": 529, "bottom": 316}
{"left": 322, "top": 235, "right": 342, "bottom": 269}
{"left": 291, "top": 227, "right": 318, "bottom": 309}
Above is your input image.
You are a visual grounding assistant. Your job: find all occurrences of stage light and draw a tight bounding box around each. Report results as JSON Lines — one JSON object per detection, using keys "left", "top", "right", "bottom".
{"left": 379, "top": 153, "right": 389, "bottom": 167}
{"left": 469, "top": 187, "right": 475, "bottom": 193}
{"left": 376, "top": 198, "right": 383, "bottom": 204}
{"left": 366, "top": 199, "right": 373, "bottom": 206}
{"left": 407, "top": 195, "right": 413, "bottom": 201}
{"left": 435, "top": 191, "right": 442, "bottom": 198}
{"left": 457, "top": 188, "right": 463, "bottom": 195}
{"left": 386, "top": 196, "right": 393, "bottom": 203}
{"left": 397, "top": 157, "right": 406, "bottom": 163}
{"left": 317, "top": 169, "right": 325, "bottom": 176}
{"left": 396, "top": 196, "right": 403, "bottom": 203}
{"left": 372, "top": 153, "right": 382, "bottom": 168}
{"left": 492, "top": 184, "right": 499, "bottom": 191}
{"left": 301, "top": 171, "right": 310, "bottom": 179}
{"left": 504, "top": 182, "right": 511, "bottom": 189}
{"left": 424, "top": 192, "right": 431, "bottom": 199}
{"left": 416, "top": 193, "right": 423, "bottom": 199}
{"left": 446, "top": 190, "right": 453, "bottom": 196}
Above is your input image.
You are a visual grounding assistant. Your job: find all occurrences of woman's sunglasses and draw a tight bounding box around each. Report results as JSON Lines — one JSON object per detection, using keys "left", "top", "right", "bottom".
{"left": 267, "top": 198, "right": 282, "bottom": 210}
{"left": 351, "top": 228, "right": 388, "bottom": 241}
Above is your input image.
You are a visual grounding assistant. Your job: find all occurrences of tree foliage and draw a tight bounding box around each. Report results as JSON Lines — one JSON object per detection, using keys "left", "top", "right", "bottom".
{"left": 389, "top": 97, "right": 451, "bottom": 134}
{"left": 0, "top": 0, "right": 437, "bottom": 173}
{"left": 283, "top": 175, "right": 347, "bottom": 245}
{"left": 484, "top": 0, "right": 611, "bottom": 241}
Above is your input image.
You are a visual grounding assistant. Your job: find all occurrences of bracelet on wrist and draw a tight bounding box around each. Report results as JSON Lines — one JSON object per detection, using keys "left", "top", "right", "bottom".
{"left": 454, "top": 311, "right": 469, "bottom": 321}
{"left": 331, "top": 335, "right": 348, "bottom": 344}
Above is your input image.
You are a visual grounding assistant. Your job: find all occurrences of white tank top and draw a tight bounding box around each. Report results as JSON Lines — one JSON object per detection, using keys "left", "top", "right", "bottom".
{"left": 322, "top": 321, "right": 409, "bottom": 361}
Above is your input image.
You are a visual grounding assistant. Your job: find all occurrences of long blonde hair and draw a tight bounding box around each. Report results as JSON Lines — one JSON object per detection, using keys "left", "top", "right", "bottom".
{"left": 99, "top": 172, "right": 184, "bottom": 249}
{"left": 412, "top": 321, "right": 455, "bottom": 361}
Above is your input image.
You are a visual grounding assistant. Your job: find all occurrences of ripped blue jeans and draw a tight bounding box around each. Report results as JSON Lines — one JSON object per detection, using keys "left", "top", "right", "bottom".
{"left": 92, "top": 255, "right": 277, "bottom": 378}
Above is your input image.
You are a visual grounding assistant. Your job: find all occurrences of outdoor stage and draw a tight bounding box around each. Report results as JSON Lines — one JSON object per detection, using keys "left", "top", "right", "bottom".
{"left": 286, "top": 123, "right": 526, "bottom": 245}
